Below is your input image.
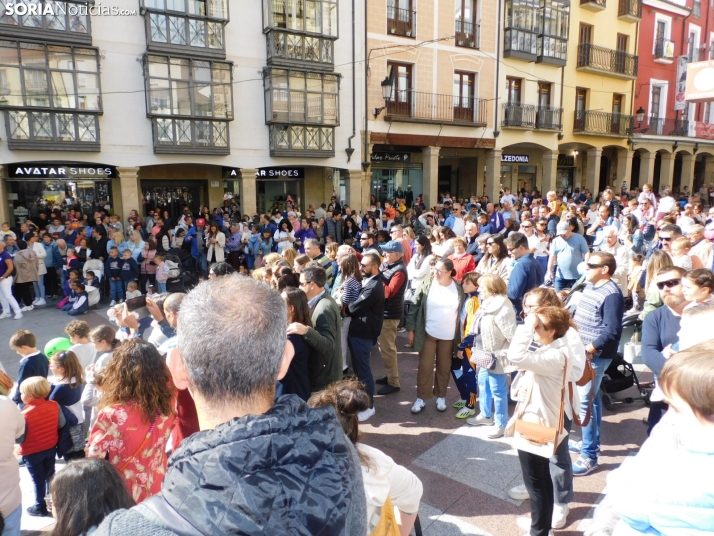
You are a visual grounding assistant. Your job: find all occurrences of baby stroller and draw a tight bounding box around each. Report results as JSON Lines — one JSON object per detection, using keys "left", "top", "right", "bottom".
{"left": 601, "top": 313, "right": 653, "bottom": 410}
{"left": 164, "top": 252, "right": 199, "bottom": 293}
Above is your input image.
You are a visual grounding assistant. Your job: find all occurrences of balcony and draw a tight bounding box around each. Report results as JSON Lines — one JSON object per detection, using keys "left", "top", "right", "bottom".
{"left": 0, "top": 0, "right": 92, "bottom": 45}
{"left": 637, "top": 116, "right": 690, "bottom": 137}
{"left": 5, "top": 110, "right": 100, "bottom": 151}
{"left": 577, "top": 44, "right": 638, "bottom": 79}
{"left": 266, "top": 30, "right": 334, "bottom": 71}
{"left": 688, "top": 45, "right": 707, "bottom": 64}
{"left": 574, "top": 110, "right": 633, "bottom": 137}
{"left": 386, "top": 90, "right": 487, "bottom": 126}
{"left": 152, "top": 117, "right": 229, "bottom": 155}
{"left": 504, "top": 28, "right": 538, "bottom": 61}
{"left": 580, "top": 0, "right": 606, "bottom": 12}
{"left": 618, "top": 0, "right": 641, "bottom": 22}
{"left": 455, "top": 19, "right": 480, "bottom": 49}
{"left": 269, "top": 124, "right": 335, "bottom": 157}
{"left": 537, "top": 36, "right": 567, "bottom": 66}
{"left": 654, "top": 37, "right": 675, "bottom": 62}
{"left": 502, "top": 103, "right": 562, "bottom": 130}
{"left": 387, "top": 5, "right": 415, "bottom": 37}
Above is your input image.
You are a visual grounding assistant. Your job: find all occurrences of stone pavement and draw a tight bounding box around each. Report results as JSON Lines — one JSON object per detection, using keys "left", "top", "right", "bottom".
{"left": 1, "top": 305, "right": 651, "bottom": 536}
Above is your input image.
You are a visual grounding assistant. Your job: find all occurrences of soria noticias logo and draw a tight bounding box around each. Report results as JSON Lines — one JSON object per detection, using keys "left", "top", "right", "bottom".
{"left": 4, "top": 2, "right": 137, "bottom": 16}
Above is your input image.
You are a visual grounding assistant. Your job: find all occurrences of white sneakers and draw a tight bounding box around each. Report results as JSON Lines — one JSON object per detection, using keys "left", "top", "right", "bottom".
{"left": 515, "top": 503, "right": 569, "bottom": 531}
{"left": 14, "top": 312, "right": 22, "bottom": 320}
{"left": 436, "top": 397, "right": 447, "bottom": 412}
{"left": 508, "top": 484, "right": 530, "bottom": 501}
{"left": 109, "top": 300, "right": 116, "bottom": 307}
{"left": 357, "top": 406, "right": 375, "bottom": 422}
{"left": 0, "top": 312, "right": 11, "bottom": 319}
{"left": 34, "top": 298, "right": 46, "bottom": 306}
{"left": 20, "top": 305, "right": 33, "bottom": 312}
{"left": 411, "top": 398, "right": 426, "bottom": 414}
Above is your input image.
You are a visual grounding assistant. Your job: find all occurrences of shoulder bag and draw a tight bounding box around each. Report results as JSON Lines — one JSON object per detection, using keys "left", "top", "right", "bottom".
{"left": 512, "top": 351, "right": 568, "bottom": 458}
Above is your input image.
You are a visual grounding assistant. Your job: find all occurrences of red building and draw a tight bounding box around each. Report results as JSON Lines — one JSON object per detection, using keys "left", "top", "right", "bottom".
{"left": 632, "top": 0, "right": 714, "bottom": 194}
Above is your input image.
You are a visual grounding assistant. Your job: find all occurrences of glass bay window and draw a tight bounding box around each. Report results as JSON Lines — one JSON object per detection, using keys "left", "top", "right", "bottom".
{"left": 264, "top": 0, "right": 338, "bottom": 37}
{"left": 537, "top": 0, "right": 569, "bottom": 65}
{"left": 504, "top": 0, "right": 569, "bottom": 63}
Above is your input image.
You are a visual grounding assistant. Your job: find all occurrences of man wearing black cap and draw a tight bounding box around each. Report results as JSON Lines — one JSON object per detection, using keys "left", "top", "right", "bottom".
{"left": 375, "top": 240, "right": 407, "bottom": 395}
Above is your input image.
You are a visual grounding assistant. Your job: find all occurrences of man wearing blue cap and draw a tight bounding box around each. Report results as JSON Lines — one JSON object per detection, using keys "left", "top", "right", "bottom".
{"left": 374, "top": 240, "right": 407, "bottom": 396}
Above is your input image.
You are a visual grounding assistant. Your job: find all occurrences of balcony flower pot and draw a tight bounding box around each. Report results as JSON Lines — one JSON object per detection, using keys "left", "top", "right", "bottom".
{"left": 457, "top": 38, "right": 464, "bottom": 45}
{"left": 406, "top": 30, "right": 412, "bottom": 36}
{"left": 390, "top": 27, "right": 396, "bottom": 33}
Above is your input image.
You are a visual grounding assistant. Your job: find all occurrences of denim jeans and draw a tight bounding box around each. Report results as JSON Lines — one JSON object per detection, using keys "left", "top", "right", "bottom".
{"left": 33, "top": 276, "right": 45, "bottom": 300}
{"left": 1, "top": 505, "right": 21, "bottom": 536}
{"left": 554, "top": 276, "right": 577, "bottom": 292}
{"left": 193, "top": 253, "right": 207, "bottom": 276}
{"left": 578, "top": 356, "right": 612, "bottom": 461}
{"left": 60, "top": 267, "right": 68, "bottom": 295}
{"left": 157, "top": 281, "right": 167, "bottom": 293}
{"left": 478, "top": 368, "right": 508, "bottom": 426}
{"left": 25, "top": 447, "right": 55, "bottom": 508}
{"left": 109, "top": 279, "right": 124, "bottom": 301}
{"left": 348, "top": 336, "right": 375, "bottom": 406}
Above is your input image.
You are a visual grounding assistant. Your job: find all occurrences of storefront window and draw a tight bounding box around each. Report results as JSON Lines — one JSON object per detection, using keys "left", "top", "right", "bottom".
{"left": 7, "top": 179, "right": 111, "bottom": 225}
{"left": 370, "top": 168, "right": 423, "bottom": 205}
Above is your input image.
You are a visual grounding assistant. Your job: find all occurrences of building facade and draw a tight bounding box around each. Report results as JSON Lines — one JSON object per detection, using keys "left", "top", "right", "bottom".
{"left": 0, "top": 0, "right": 366, "bottom": 225}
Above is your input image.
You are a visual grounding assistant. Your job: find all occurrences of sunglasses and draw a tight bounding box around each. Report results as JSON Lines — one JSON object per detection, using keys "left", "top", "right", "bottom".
{"left": 487, "top": 241, "right": 496, "bottom": 246}
{"left": 660, "top": 236, "right": 673, "bottom": 242}
{"left": 521, "top": 225, "right": 533, "bottom": 229}
{"left": 586, "top": 262, "right": 605, "bottom": 270}
{"left": 656, "top": 278, "right": 681, "bottom": 290}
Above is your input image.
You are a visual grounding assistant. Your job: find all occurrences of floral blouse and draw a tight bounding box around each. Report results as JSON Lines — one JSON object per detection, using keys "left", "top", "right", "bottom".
{"left": 88, "top": 401, "right": 175, "bottom": 503}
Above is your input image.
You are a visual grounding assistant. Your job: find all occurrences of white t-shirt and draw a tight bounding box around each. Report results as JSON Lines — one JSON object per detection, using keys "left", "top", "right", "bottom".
{"left": 425, "top": 281, "right": 459, "bottom": 340}
{"left": 70, "top": 342, "right": 96, "bottom": 371}
{"left": 451, "top": 217, "right": 465, "bottom": 237}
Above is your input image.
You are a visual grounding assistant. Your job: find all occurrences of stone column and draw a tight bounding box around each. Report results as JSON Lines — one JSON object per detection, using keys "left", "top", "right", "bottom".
{"left": 704, "top": 156, "right": 714, "bottom": 188}
{"left": 616, "top": 149, "right": 633, "bottom": 189}
{"left": 422, "top": 146, "right": 440, "bottom": 209}
{"left": 659, "top": 152, "right": 676, "bottom": 188}
{"left": 0, "top": 166, "right": 8, "bottom": 225}
{"left": 541, "top": 151, "right": 558, "bottom": 195}
{"left": 681, "top": 153, "right": 695, "bottom": 195}
{"left": 639, "top": 151, "right": 656, "bottom": 188}
{"left": 476, "top": 156, "right": 485, "bottom": 197}
{"left": 345, "top": 168, "right": 366, "bottom": 213}
{"left": 240, "top": 169, "right": 258, "bottom": 216}
{"left": 485, "top": 149, "right": 502, "bottom": 203}
{"left": 117, "top": 167, "right": 141, "bottom": 220}
{"left": 585, "top": 148, "right": 602, "bottom": 195}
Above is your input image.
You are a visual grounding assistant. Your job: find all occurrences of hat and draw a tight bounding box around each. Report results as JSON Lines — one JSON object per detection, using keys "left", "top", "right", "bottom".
{"left": 556, "top": 221, "right": 569, "bottom": 235}
{"left": 196, "top": 218, "right": 206, "bottom": 226}
{"left": 381, "top": 240, "right": 403, "bottom": 254}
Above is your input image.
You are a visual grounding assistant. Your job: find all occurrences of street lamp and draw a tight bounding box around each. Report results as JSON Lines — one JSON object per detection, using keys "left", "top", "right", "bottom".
{"left": 635, "top": 106, "right": 645, "bottom": 127}
{"left": 373, "top": 76, "right": 394, "bottom": 118}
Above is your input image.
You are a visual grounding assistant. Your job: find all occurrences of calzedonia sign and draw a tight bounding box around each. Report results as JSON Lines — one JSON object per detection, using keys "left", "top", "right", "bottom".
{"left": 8, "top": 163, "right": 117, "bottom": 178}
{"left": 501, "top": 155, "right": 529, "bottom": 163}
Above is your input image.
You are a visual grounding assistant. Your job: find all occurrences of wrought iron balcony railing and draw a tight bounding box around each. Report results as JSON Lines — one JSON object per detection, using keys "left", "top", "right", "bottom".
{"left": 654, "top": 37, "right": 675, "bottom": 60}
{"left": 617, "top": 0, "right": 642, "bottom": 21}
{"left": 574, "top": 109, "right": 633, "bottom": 137}
{"left": 577, "top": 43, "right": 638, "bottom": 78}
{"left": 386, "top": 90, "right": 488, "bottom": 126}
{"left": 455, "top": 19, "right": 480, "bottom": 49}
{"left": 536, "top": 106, "right": 563, "bottom": 130}
{"left": 637, "top": 116, "right": 690, "bottom": 137}
{"left": 502, "top": 103, "right": 562, "bottom": 130}
{"left": 266, "top": 30, "right": 334, "bottom": 70}
{"left": 387, "top": 5, "right": 415, "bottom": 37}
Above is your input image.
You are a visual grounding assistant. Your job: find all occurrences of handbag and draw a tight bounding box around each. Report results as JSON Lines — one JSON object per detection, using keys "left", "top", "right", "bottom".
{"left": 370, "top": 496, "right": 401, "bottom": 536}
{"left": 470, "top": 345, "right": 497, "bottom": 370}
{"left": 511, "top": 351, "right": 568, "bottom": 458}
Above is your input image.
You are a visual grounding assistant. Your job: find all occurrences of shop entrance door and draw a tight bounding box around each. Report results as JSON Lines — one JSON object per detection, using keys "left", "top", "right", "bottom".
{"left": 257, "top": 180, "right": 303, "bottom": 215}
{"left": 141, "top": 181, "right": 203, "bottom": 220}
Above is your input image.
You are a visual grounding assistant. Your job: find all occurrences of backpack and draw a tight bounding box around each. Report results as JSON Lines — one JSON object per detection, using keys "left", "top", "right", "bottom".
{"left": 165, "top": 260, "right": 181, "bottom": 279}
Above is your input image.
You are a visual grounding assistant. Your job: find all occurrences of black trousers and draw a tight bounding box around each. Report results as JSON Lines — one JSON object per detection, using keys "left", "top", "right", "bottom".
{"left": 140, "top": 273, "right": 156, "bottom": 293}
{"left": 518, "top": 449, "right": 554, "bottom": 536}
{"left": 15, "top": 281, "right": 34, "bottom": 306}
{"left": 45, "top": 269, "right": 59, "bottom": 297}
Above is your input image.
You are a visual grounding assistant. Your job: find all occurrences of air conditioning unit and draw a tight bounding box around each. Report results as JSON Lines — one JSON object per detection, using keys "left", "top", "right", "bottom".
{"left": 663, "top": 40, "right": 675, "bottom": 59}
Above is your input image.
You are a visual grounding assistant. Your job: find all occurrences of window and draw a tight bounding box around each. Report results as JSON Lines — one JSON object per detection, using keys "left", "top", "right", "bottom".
{"left": 506, "top": 77, "right": 522, "bottom": 104}
{"left": 143, "top": 0, "right": 228, "bottom": 56}
{"left": 654, "top": 16, "right": 674, "bottom": 60}
{"left": 455, "top": 0, "right": 479, "bottom": 48}
{"left": 650, "top": 85, "right": 661, "bottom": 120}
{"left": 0, "top": 0, "right": 90, "bottom": 42}
{"left": 145, "top": 55, "right": 233, "bottom": 153}
{"left": 385, "top": 62, "right": 412, "bottom": 116}
{"left": 263, "top": 68, "right": 338, "bottom": 125}
{"left": 538, "top": 82, "right": 551, "bottom": 107}
{"left": 264, "top": 0, "right": 338, "bottom": 37}
{"left": 387, "top": 0, "right": 414, "bottom": 37}
{"left": 579, "top": 23, "right": 592, "bottom": 45}
{"left": 504, "top": 0, "right": 540, "bottom": 57}
{"left": 453, "top": 71, "right": 475, "bottom": 121}
{"left": 574, "top": 87, "right": 587, "bottom": 130}
{"left": 538, "top": 0, "right": 569, "bottom": 64}
{"left": 0, "top": 40, "right": 100, "bottom": 148}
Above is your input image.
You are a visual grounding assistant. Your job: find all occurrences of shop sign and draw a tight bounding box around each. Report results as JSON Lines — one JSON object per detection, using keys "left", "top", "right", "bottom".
{"left": 501, "top": 155, "right": 529, "bottom": 163}
{"left": 674, "top": 56, "right": 689, "bottom": 110}
{"left": 371, "top": 152, "right": 411, "bottom": 162}
{"left": 557, "top": 154, "right": 575, "bottom": 167}
{"left": 8, "top": 163, "right": 116, "bottom": 178}
{"left": 256, "top": 167, "right": 305, "bottom": 178}
{"left": 684, "top": 59, "right": 714, "bottom": 103}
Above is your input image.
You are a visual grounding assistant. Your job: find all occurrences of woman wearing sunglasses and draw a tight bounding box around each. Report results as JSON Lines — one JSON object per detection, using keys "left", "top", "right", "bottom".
{"left": 476, "top": 234, "right": 511, "bottom": 283}
{"left": 640, "top": 250, "right": 674, "bottom": 320}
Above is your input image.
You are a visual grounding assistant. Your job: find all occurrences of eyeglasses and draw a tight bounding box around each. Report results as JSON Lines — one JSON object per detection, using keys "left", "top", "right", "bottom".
{"left": 660, "top": 236, "right": 673, "bottom": 242}
{"left": 299, "top": 280, "right": 309, "bottom": 287}
{"left": 656, "top": 278, "right": 681, "bottom": 290}
{"left": 432, "top": 268, "right": 449, "bottom": 274}
{"left": 586, "top": 263, "right": 605, "bottom": 270}
{"left": 507, "top": 248, "right": 516, "bottom": 253}
{"left": 486, "top": 241, "right": 496, "bottom": 246}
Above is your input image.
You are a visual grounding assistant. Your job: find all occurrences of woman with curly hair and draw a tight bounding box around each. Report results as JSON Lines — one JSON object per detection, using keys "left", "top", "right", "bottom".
{"left": 87, "top": 338, "right": 176, "bottom": 503}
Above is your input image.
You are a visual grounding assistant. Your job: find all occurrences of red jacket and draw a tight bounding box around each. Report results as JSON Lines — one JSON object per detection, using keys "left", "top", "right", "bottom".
{"left": 20, "top": 399, "right": 60, "bottom": 456}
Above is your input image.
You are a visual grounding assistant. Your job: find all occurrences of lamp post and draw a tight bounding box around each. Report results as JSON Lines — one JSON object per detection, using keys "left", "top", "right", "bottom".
{"left": 635, "top": 106, "right": 645, "bottom": 128}
{"left": 373, "top": 76, "right": 394, "bottom": 118}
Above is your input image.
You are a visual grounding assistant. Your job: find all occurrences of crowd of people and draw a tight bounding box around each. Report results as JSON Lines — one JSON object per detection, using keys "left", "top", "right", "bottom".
{"left": 0, "top": 181, "right": 713, "bottom": 536}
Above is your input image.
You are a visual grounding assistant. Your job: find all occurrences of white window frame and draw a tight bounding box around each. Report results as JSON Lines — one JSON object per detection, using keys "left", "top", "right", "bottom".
{"left": 653, "top": 13, "right": 672, "bottom": 50}
{"left": 648, "top": 79, "right": 668, "bottom": 119}
{"left": 688, "top": 23, "right": 701, "bottom": 59}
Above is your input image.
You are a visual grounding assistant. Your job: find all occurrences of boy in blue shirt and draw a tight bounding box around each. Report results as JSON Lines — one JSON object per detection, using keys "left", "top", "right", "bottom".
{"left": 119, "top": 249, "right": 140, "bottom": 292}
{"left": 105, "top": 246, "right": 123, "bottom": 306}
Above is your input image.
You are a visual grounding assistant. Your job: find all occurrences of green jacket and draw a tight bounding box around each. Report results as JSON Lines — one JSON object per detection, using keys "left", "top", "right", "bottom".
{"left": 304, "top": 291, "right": 343, "bottom": 391}
{"left": 405, "top": 277, "right": 466, "bottom": 354}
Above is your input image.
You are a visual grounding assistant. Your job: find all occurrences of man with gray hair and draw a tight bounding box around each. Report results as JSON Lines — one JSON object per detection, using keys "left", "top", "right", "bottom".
{"left": 304, "top": 238, "right": 334, "bottom": 287}
{"left": 594, "top": 225, "right": 629, "bottom": 296}
{"left": 95, "top": 275, "right": 367, "bottom": 536}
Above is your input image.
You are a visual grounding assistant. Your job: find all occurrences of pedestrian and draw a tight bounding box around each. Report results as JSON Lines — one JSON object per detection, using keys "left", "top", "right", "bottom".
{"left": 571, "top": 252, "right": 624, "bottom": 476}
{"left": 66, "top": 282, "right": 89, "bottom": 316}
{"left": 343, "top": 253, "right": 385, "bottom": 422}
{"left": 105, "top": 246, "right": 123, "bottom": 306}
{"left": 17, "top": 377, "right": 65, "bottom": 517}
{"left": 476, "top": 234, "right": 511, "bottom": 283}
{"left": 0, "top": 390, "right": 25, "bottom": 535}
{"left": 48, "top": 458, "right": 135, "bottom": 536}
{"left": 138, "top": 240, "right": 158, "bottom": 292}
{"left": 87, "top": 339, "right": 176, "bottom": 503}
{"left": 333, "top": 253, "right": 362, "bottom": 374}
{"left": 453, "top": 272, "right": 481, "bottom": 419}
{"left": 375, "top": 240, "right": 408, "bottom": 396}
{"left": 506, "top": 232, "right": 545, "bottom": 318}
{"left": 93, "top": 275, "right": 367, "bottom": 535}
{"left": 47, "top": 350, "right": 86, "bottom": 460}
{"left": 9, "top": 329, "right": 48, "bottom": 406}
{"left": 29, "top": 234, "right": 47, "bottom": 306}
{"left": 546, "top": 220, "right": 589, "bottom": 291}
{"left": 0, "top": 240, "right": 23, "bottom": 319}
{"left": 119, "top": 249, "right": 140, "bottom": 292}
{"left": 449, "top": 237, "right": 476, "bottom": 282}
{"left": 205, "top": 221, "right": 225, "bottom": 265}
{"left": 287, "top": 266, "right": 342, "bottom": 394}
{"left": 465, "top": 274, "right": 516, "bottom": 438}
{"left": 407, "top": 257, "right": 464, "bottom": 415}
{"left": 280, "top": 288, "right": 313, "bottom": 401}
{"left": 13, "top": 240, "right": 38, "bottom": 311}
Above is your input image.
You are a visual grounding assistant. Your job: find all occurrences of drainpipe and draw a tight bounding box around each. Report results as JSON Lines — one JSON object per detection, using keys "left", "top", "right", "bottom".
{"left": 493, "top": 0, "right": 502, "bottom": 138}
{"left": 630, "top": 20, "right": 639, "bottom": 121}
{"left": 362, "top": 0, "right": 370, "bottom": 172}
{"left": 346, "top": 0, "right": 356, "bottom": 162}
{"left": 558, "top": 65, "right": 564, "bottom": 140}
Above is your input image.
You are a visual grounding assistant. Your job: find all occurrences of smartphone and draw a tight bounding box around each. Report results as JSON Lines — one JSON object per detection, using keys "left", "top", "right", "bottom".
{"left": 125, "top": 296, "right": 147, "bottom": 311}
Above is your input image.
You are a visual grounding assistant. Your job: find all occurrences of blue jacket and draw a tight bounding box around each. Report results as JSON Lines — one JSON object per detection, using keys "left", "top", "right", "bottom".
{"left": 254, "top": 238, "right": 273, "bottom": 256}
{"left": 186, "top": 226, "right": 203, "bottom": 257}
{"left": 246, "top": 234, "right": 260, "bottom": 257}
{"left": 43, "top": 241, "right": 62, "bottom": 268}
{"left": 507, "top": 253, "right": 544, "bottom": 318}
{"left": 13, "top": 352, "right": 49, "bottom": 404}
{"left": 490, "top": 212, "right": 505, "bottom": 233}
{"left": 119, "top": 258, "right": 140, "bottom": 281}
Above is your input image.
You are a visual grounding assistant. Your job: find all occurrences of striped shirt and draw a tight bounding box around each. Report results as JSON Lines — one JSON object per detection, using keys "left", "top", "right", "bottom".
{"left": 573, "top": 279, "right": 624, "bottom": 359}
